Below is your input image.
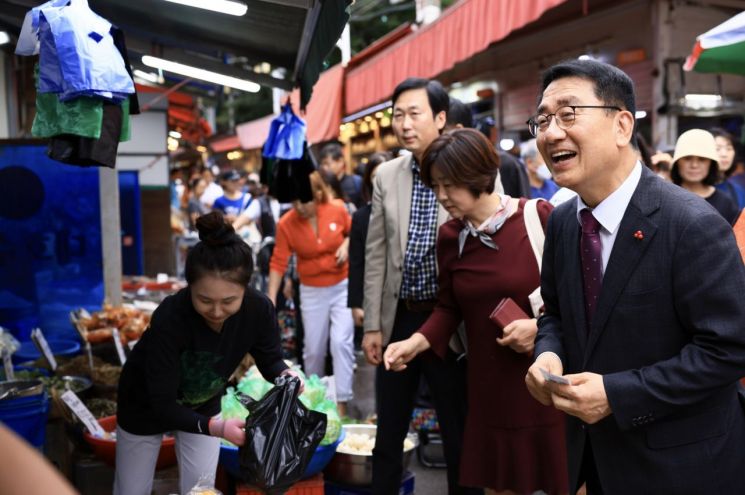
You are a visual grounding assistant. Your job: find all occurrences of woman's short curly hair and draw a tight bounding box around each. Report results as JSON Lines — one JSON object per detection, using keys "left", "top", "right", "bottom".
{"left": 420, "top": 128, "right": 500, "bottom": 198}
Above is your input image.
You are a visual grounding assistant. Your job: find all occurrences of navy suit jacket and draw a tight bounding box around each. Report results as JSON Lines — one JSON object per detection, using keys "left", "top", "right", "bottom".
{"left": 535, "top": 166, "right": 745, "bottom": 494}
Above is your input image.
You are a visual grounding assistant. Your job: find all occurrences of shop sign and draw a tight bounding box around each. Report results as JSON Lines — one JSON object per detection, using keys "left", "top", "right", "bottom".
{"left": 31, "top": 328, "right": 57, "bottom": 371}
{"left": 61, "top": 390, "right": 106, "bottom": 437}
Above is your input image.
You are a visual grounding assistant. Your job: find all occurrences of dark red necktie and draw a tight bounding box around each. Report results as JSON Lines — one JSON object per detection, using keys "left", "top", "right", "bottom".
{"left": 580, "top": 209, "right": 603, "bottom": 331}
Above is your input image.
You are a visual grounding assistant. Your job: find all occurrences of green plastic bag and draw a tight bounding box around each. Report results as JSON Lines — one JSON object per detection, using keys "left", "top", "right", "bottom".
{"left": 220, "top": 387, "right": 249, "bottom": 446}
{"left": 237, "top": 372, "right": 273, "bottom": 401}
{"left": 299, "top": 375, "right": 326, "bottom": 410}
{"left": 31, "top": 63, "right": 130, "bottom": 141}
{"left": 119, "top": 98, "right": 131, "bottom": 142}
{"left": 221, "top": 387, "right": 249, "bottom": 422}
{"left": 316, "top": 399, "right": 341, "bottom": 446}
{"left": 32, "top": 92, "right": 103, "bottom": 139}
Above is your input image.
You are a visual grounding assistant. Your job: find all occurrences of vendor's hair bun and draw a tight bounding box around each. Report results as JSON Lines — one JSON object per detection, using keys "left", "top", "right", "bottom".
{"left": 186, "top": 211, "right": 253, "bottom": 286}
{"left": 196, "top": 211, "right": 238, "bottom": 247}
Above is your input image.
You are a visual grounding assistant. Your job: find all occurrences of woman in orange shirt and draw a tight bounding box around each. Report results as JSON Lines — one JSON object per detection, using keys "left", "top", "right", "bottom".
{"left": 268, "top": 171, "right": 355, "bottom": 415}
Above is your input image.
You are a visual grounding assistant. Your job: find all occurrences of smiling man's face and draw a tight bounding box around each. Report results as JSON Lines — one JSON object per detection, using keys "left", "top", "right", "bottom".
{"left": 536, "top": 76, "right": 622, "bottom": 196}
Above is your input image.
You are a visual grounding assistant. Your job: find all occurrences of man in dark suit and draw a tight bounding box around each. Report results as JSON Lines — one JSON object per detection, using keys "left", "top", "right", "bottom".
{"left": 525, "top": 59, "right": 745, "bottom": 494}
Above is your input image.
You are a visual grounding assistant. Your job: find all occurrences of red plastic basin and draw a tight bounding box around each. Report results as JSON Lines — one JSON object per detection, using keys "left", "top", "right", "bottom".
{"left": 82, "top": 415, "right": 176, "bottom": 470}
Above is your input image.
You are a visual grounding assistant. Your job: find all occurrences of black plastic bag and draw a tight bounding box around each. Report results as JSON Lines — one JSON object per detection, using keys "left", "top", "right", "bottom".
{"left": 238, "top": 375, "right": 327, "bottom": 494}
{"left": 269, "top": 143, "right": 317, "bottom": 203}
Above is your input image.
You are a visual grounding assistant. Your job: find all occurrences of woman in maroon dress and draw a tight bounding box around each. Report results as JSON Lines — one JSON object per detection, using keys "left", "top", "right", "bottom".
{"left": 384, "top": 128, "right": 568, "bottom": 495}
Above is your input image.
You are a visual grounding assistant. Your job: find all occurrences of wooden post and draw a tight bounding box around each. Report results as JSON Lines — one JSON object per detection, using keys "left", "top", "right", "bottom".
{"left": 99, "top": 167, "right": 122, "bottom": 306}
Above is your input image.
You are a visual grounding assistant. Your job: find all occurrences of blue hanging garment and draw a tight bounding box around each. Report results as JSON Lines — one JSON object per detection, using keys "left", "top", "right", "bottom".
{"left": 262, "top": 104, "right": 307, "bottom": 160}
{"left": 15, "top": 0, "right": 69, "bottom": 56}
{"left": 37, "top": 0, "right": 134, "bottom": 102}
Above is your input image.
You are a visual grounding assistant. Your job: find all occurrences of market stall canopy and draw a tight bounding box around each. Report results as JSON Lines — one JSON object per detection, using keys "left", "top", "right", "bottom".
{"left": 344, "top": 0, "right": 568, "bottom": 115}
{"left": 210, "top": 135, "right": 242, "bottom": 153}
{"left": 685, "top": 11, "right": 745, "bottom": 76}
{"left": 227, "top": 62, "right": 343, "bottom": 151}
{"left": 290, "top": 62, "right": 344, "bottom": 144}
{"left": 236, "top": 114, "right": 276, "bottom": 150}
{"left": 0, "top": 0, "right": 350, "bottom": 107}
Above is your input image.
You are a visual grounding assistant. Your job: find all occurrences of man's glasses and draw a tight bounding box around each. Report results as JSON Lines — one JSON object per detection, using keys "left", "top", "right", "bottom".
{"left": 526, "top": 105, "right": 622, "bottom": 137}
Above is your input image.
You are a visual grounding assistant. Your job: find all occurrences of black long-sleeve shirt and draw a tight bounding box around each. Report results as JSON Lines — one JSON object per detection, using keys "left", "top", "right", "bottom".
{"left": 498, "top": 151, "right": 530, "bottom": 198}
{"left": 117, "top": 287, "right": 287, "bottom": 436}
{"left": 347, "top": 203, "right": 371, "bottom": 308}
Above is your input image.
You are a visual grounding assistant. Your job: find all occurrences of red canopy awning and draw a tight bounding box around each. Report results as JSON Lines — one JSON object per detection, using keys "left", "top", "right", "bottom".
{"left": 236, "top": 114, "right": 275, "bottom": 150}
{"left": 232, "top": 63, "right": 345, "bottom": 151}
{"left": 209, "top": 135, "right": 241, "bottom": 153}
{"left": 291, "top": 63, "right": 345, "bottom": 144}
{"left": 136, "top": 83, "right": 212, "bottom": 143}
{"left": 344, "top": 0, "right": 568, "bottom": 115}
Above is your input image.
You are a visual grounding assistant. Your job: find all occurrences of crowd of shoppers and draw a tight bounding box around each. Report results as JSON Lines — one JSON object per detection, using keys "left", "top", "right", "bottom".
{"left": 156, "top": 55, "right": 745, "bottom": 495}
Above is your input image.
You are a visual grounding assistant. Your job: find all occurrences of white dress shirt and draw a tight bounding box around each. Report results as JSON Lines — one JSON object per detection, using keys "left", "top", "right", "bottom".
{"left": 575, "top": 161, "right": 643, "bottom": 274}
{"left": 535, "top": 162, "right": 643, "bottom": 369}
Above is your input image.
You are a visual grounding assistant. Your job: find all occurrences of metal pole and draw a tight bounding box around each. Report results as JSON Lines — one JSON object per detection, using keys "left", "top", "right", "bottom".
{"left": 99, "top": 167, "right": 122, "bottom": 306}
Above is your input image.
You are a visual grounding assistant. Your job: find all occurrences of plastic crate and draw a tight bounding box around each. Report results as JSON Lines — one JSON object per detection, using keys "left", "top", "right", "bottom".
{"left": 323, "top": 471, "right": 414, "bottom": 495}
{"left": 236, "top": 473, "right": 324, "bottom": 495}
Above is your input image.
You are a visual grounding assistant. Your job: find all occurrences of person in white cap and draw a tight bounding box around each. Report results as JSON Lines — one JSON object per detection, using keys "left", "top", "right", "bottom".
{"left": 670, "top": 128, "right": 740, "bottom": 224}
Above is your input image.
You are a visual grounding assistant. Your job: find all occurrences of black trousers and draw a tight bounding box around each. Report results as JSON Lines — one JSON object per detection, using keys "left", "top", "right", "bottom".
{"left": 579, "top": 437, "right": 604, "bottom": 495}
{"left": 371, "top": 302, "right": 481, "bottom": 495}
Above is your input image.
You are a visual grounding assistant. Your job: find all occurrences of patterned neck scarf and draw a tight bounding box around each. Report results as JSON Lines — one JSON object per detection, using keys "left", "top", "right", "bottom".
{"left": 458, "top": 195, "right": 516, "bottom": 257}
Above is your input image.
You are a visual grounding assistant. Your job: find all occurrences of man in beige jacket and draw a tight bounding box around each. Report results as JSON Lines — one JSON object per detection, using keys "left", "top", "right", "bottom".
{"left": 362, "top": 78, "right": 476, "bottom": 495}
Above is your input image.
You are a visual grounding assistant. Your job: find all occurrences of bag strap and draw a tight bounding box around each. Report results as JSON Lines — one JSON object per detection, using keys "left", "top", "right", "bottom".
{"left": 523, "top": 198, "right": 545, "bottom": 273}
{"left": 241, "top": 193, "right": 254, "bottom": 212}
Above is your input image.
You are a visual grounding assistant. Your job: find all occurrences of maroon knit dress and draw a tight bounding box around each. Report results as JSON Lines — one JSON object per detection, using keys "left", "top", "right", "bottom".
{"left": 419, "top": 199, "right": 568, "bottom": 494}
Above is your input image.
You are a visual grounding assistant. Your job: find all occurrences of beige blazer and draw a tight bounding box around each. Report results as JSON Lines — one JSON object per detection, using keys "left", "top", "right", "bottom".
{"left": 363, "top": 154, "right": 449, "bottom": 346}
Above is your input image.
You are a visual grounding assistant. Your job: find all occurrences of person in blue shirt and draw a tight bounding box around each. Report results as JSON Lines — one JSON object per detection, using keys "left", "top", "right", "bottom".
{"left": 521, "top": 138, "right": 559, "bottom": 200}
{"left": 711, "top": 127, "right": 745, "bottom": 210}
{"left": 212, "top": 169, "right": 260, "bottom": 225}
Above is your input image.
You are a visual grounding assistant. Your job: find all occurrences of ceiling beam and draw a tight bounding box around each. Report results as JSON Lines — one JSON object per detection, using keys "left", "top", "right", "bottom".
{"left": 132, "top": 49, "right": 294, "bottom": 91}
{"left": 292, "top": 0, "right": 321, "bottom": 82}
{"left": 255, "top": 0, "right": 315, "bottom": 9}
{"left": 694, "top": 0, "right": 745, "bottom": 10}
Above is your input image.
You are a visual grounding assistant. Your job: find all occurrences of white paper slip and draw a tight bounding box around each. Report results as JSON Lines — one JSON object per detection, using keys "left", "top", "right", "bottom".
{"left": 31, "top": 328, "right": 57, "bottom": 371}
{"left": 111, "top": 328, "right": 127, "bottom": 365}
{"left": 540, "top": 368, "right": 571, "bottom": 385}
{"left": 61, "top": 390, "right": 106, "bottom": 437}
{"left": 85, "top": 342, "right": 94, "bottom": 372}
{"left": 2, "top": 351, "right": 13, "bottom": 381}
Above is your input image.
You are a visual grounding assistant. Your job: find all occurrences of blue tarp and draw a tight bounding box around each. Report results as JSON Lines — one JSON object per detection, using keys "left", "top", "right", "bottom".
{"left": 0, "top": 143, "right": 104, "bottom": 341}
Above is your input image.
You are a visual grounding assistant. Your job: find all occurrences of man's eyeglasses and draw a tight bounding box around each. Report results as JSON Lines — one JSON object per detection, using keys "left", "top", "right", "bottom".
{"left": 526, "top": 105, "right": 622, "bottom": 137}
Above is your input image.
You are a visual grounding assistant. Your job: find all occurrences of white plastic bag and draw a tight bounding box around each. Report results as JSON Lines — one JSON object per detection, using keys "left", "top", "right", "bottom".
{"left": 37, "top": 0, "right": 134, "bottom": 101}
{"left": 185, "top": 474, "right": 222, "bottom": 495}
{"left": 14, "top": 0, "right": 67, "bottom": 55}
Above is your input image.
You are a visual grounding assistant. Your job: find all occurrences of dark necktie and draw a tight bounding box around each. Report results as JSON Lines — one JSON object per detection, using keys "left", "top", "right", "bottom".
{"left": 580, "top": 209, "right": 603, "bottom": 330}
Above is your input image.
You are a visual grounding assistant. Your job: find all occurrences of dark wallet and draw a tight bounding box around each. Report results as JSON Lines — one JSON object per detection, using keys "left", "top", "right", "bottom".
{"left": 489, "top": 298, "right": 530, "bottom": 336}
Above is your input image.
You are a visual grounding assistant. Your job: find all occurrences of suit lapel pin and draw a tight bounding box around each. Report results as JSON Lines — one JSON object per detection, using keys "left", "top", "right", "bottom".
{"left": 633, "top": 230, "right": 644, "bottom": 240}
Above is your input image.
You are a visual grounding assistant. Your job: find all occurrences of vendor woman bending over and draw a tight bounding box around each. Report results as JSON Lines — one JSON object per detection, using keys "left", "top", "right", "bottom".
{"left": 115, "top": 211, "right": 299, "bottom": 495}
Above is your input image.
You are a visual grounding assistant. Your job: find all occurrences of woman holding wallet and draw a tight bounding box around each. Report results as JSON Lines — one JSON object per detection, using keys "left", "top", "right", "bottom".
{"left": 384, "top": 129, "right": 567, "bottom": 495}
